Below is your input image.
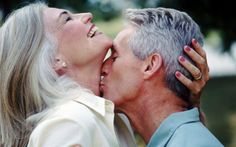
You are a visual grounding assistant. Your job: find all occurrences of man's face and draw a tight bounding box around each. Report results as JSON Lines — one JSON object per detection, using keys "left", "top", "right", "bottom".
{"left": 100, "top": 26, "right": 144, "bottom": 106}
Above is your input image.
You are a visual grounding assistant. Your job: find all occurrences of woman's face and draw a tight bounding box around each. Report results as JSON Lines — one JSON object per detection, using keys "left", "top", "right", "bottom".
{"left": 43, "top": 7, "right": 112, "bottom": 68}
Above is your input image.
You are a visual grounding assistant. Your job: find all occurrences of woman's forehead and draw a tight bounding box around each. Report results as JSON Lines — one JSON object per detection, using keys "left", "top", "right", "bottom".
{"left": 44, "top": 8, "right": 63, "bottom": 20}
{"left": 43, "top": 8, "right": 65, "bottom": 31}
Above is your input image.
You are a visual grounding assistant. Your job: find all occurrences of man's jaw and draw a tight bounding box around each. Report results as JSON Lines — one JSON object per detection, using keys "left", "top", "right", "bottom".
{"left": 99, "top": 75, "right": 105, "bottom": 97}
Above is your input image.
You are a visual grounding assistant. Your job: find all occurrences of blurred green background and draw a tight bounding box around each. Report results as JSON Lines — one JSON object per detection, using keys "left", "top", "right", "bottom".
{"left": 1, "top": 0, "right": 236, "bottom": 146}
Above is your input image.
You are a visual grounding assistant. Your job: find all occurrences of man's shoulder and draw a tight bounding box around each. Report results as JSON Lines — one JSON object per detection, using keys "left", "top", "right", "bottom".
{"left": 166, "top": 122, "right": 224, "bottom": 147}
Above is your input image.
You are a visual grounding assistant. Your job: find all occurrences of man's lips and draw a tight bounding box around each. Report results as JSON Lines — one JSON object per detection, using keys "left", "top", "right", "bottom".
{"left": 99, "top": 75, "right": 105, "bottom": 89}
{"left": 99, "top": 80, "right": 105, "bottom": 88}
{"left": 99, "top": 82, "right": 105, "bottom": 94}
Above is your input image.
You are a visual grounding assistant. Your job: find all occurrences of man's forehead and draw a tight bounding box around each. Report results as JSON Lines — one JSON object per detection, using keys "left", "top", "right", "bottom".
{"left": 113, "top": 27, "right": 134, "bottom": 49}
{"left": 115, "top": 27, "right": 134, "bottom": 42}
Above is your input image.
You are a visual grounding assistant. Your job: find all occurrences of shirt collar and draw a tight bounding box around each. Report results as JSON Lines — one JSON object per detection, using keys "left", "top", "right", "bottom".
{"left": 73, "top": 91, "right": 114, "bottom": 116}
{"left": 147, "top": 108, "right": 200, "bottom": 147}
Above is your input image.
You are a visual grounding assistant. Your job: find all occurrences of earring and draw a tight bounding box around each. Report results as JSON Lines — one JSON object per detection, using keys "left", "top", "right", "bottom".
{"left": 56, "top": 59, "right": 67, "bottom": 68}
{"left": 62, "top": 62, "right": 67, "bottom": 68}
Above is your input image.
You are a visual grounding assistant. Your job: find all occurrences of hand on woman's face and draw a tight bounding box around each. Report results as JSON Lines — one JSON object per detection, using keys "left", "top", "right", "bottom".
{"left": 43, "top": 8, "right": 112, "bottom": 69}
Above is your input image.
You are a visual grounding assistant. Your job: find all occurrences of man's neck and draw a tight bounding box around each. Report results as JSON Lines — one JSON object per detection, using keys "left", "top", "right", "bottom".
{"left": 117, "top": 87, "right": 188, "bottom": 143}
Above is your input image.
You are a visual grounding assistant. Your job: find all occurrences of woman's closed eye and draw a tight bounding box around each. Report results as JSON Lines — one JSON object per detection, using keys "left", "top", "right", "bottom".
{"left": 65, "top": 16, "right": 72, "bottom": 22}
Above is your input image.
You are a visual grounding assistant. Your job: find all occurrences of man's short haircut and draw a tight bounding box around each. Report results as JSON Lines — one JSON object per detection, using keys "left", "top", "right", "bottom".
{"left": 125, "top": 8, "right": 204, "bottom": 102}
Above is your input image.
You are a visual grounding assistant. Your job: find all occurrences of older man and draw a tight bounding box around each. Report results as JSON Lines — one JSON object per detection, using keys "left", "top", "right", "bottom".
{"left": 101, "top": 8, "right": 223, "bottom": 146}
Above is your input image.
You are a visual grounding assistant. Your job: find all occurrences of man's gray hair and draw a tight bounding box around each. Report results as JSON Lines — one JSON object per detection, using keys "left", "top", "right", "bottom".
{"left": 125, "top": 8, "right": 204, "bottom": 102}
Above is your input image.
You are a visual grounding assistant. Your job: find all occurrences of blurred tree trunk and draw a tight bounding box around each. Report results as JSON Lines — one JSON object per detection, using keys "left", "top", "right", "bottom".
{"left": 2, "top": 0, "right": 11, "bottom": 19}
{"left": 47, "top": 0, "right": 56, "bottom": 7}
{"left": 158, "top": 0, "right": 236, "bottom": 53}
{"left": 1, "top": 0, "right": 21, "bottom": 20}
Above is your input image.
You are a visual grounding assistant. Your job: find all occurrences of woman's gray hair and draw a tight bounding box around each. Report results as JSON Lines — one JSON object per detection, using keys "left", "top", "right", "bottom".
{"left": 125, "top": 8, "right": 204, "bottom": 102}
{"left": 0, "top": 2, "right": 86, "bottom": 146}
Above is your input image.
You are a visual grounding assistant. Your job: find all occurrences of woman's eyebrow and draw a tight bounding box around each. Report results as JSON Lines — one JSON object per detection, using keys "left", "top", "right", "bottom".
{"left": 57, "top": 11, "right": 69, "bottom": 21}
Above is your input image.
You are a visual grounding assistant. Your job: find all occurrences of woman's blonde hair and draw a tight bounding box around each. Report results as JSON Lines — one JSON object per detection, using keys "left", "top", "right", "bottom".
{"left": 0, "top": 2, "right": 86, "bottom": 146}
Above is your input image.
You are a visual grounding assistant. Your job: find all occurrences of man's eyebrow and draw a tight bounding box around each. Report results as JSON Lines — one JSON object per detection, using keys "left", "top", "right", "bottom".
{"left": 111, "top": 44, "right": 118, "bottom": 53}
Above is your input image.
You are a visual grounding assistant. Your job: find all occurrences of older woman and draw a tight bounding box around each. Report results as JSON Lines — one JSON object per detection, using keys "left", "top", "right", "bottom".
{"left": 0, "top": 2, "right": 208, "bottom": 147}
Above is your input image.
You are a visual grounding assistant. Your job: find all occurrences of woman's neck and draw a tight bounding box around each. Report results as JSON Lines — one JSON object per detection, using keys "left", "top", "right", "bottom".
{"left": 66, "top": 64, "right": 101, "bottom": 96}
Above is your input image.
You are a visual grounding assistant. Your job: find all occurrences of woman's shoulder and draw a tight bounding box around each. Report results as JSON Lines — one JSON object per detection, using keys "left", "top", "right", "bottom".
{"left": 28, "top": 100, "right": 96, "bottom": 145}
{"left": 45, "top": 99, "right": 97, "bottom": 124}
{"left": 28, "top": 105, "right": 93, "bottom": 147}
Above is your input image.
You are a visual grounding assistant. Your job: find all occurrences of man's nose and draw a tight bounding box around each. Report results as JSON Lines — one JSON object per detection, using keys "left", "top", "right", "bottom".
{"left": 80, "top": 12, "right": 93, "bottom": 24}
{"left": 101, "top": 59, "right": 112, "bottom": 76}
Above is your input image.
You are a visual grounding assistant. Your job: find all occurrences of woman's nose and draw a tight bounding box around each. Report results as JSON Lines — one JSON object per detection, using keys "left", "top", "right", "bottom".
{"left": 80, "top": 12, "right": 93, "bottom": 24}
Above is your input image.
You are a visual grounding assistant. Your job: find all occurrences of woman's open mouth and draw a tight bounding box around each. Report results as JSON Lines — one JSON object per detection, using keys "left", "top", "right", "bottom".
{"left": 88, "top": 24, "right": 99, "bottom": 38}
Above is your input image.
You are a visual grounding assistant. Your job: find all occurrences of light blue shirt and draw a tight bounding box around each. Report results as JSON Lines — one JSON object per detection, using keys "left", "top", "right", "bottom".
{"left": 147, "top": 108, "right": 224, "bottom": 147}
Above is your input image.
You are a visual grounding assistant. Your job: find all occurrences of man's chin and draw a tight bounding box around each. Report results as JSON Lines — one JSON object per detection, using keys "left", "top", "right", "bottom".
{"left": 99, "top": 90, "right": 107, "bottom": 99}
{"left": 102, "top": 93, "right": 113, "bottom": 101}
{"left": 99, "top": 91, "right": 103, "bottom": 97}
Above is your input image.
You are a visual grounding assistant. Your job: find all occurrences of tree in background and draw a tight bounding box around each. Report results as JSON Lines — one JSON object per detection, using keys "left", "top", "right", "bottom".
{"left": 138, "top": 0, "right": 236, "bottom": 54}
{"left": 0, "top": 0, "right": 120, "bottom": 22}
{"left": 0, "top": 0, "right": 235, "bottom": 53}
{"left": 0, "top": 0, "right": 22, "bottom": 18}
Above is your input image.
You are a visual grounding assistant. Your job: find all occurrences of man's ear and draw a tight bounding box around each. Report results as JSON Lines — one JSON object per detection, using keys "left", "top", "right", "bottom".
{"left": 143, "top": 53, "right": 162, "bottom": 79}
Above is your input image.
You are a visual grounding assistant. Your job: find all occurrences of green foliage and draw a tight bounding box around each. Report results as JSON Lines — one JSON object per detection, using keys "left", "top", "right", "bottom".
{"left": 157, "top": 0, "right": 236, "bottom": 52}
{"left": 0, "top": 0, "right": 120, "bottom": 22}
{"left": 1, "top": 0, "right": 235, "bottom": 53}
{"left": 95, "top": 15, "right": 123, "bottom": 39}
{"left": 202, "top": 76, "right": 236, "bottom": 147}
{"left": 47, "top": 0, "right": 121, "bottom": 21}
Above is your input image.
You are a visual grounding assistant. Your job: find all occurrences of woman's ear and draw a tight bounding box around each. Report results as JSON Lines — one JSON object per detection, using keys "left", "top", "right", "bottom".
{"left": 143, "top": 53, "right": 162, "bottom": 79}
{"left": 53, "top": 56, "right": 67, "bottom": 76}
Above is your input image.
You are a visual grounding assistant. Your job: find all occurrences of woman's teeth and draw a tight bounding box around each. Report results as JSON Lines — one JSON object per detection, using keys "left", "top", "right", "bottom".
{"left": 88, "top": 26, "right": 98, "bottom": 38}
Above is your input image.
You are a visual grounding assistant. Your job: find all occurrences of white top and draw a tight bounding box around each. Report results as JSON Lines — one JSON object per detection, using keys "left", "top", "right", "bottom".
{"left": 27, "top": 91, "right": 137, "bottom": 147}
